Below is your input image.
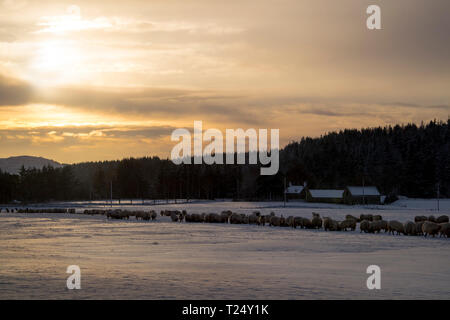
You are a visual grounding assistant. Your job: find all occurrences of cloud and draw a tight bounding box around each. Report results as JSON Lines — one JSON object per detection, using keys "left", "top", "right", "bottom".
{"left": 0, "top": 124, "right": 179, "bottom": 139}
{"left": 2, "top": 0, "right": 28, "bottom": 11}
{"left": 1, "top": 72, "right": 448, "bottom": 127}
{"left": 0, "top": 74, "right": 34, "bottom": 106}
{"left": 33, "top": 5, "right": 244, "bottom": 36}
{"left": 0, "top": 123, "right": 188, "bottom": 163}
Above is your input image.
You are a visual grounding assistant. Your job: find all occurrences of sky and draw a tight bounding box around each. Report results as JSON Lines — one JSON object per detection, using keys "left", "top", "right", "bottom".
{"left": 0, "top": 0, "right": 449, "bottom": 164}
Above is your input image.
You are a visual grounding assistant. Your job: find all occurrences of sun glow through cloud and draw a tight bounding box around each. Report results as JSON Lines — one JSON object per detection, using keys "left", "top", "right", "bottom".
{"left": 30, "top": 40, "right": 83, "bottom": 84}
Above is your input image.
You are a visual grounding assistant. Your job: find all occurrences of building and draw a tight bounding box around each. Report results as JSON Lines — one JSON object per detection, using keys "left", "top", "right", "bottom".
{"left": 284, "top": 183, "right": 305, "bottom": 200}
{"left": 305, "top": 189, "right": 345, "bottom": 204}
{"left": 344, "top": 186, "right": 381, "bottom": 204}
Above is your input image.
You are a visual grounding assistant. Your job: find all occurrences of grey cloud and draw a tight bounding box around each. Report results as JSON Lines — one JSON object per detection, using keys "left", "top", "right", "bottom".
{"left": 0, "top": 125, "right": 180, "bottom": 139}
{"left": 0, "top": 74, "right": 34, "bottom": 106}
{"left": 0, "top": 73, "right": 447, "bottom": 126}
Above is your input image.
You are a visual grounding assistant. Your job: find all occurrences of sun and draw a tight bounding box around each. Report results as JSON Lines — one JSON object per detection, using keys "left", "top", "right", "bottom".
{"left": 35, "top": 41, "right": 77, "bottom": 70}
{"left": 30, "top": 40, "right": 83, "bottom": 86}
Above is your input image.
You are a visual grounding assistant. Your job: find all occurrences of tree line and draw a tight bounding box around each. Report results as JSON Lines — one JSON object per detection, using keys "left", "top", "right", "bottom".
{"left": 0, "top": 120, "right": 448, "bottom": 204}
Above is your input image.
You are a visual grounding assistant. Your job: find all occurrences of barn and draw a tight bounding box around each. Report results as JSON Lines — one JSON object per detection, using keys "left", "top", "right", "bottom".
{"left": 284, "top": 183, "right": 305, "bottom": 201}
{"left": 305, "top": 189, "right": 345, "bottom": 204}
{"left": 344, "top": 186, "right": 381, "bottom": 205}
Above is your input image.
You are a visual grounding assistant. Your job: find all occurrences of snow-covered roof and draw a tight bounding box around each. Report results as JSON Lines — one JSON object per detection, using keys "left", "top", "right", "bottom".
{"left": 285, "top": 185, "right": 304, "bottom": 194}
{"left": 347, "top": 186, "right": 380, "bottom": 196}
{"left": 308, "top": 189, "right": 344, "bottom": 198}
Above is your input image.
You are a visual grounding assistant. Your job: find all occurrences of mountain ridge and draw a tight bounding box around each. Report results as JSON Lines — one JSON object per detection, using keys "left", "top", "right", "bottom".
{"left": 0, "top": 156, "right": 63, "bottom": 174}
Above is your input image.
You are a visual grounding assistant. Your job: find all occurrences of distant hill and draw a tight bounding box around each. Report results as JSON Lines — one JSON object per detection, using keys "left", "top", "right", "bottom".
{"left": 0, "top": 156, "right": 63, "bottom": 174}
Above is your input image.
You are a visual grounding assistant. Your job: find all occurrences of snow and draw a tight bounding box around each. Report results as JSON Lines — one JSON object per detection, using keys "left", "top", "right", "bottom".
{"left": 347, "top": 186, "right": 380, "bottom": 196}
{"left": 308, "top": 189, "right": 344, "bottom": 198}
{"left": 0, "top": 199, "right": 449, "bottom": 299}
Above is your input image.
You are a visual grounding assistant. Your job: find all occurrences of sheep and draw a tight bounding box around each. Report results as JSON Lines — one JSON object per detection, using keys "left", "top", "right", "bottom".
{"left": 345, "top": 214, "right": 359, "bottom": 222}
{"left": 339, "top": 219, "right": 356, "bottom": 231}
{"left": 414, "top": 216, "right": 427, "bottom": 223}
{"left": 120, "top": 211, "right": 130, "bottom": 219}
{"left": 203, "top": 213, "right": 212, "bottom": 223}
{"left": 286, "top": 216, "right": 295, "bottom": 228}
{"left": 415, "top": 221, "right": 424, "bottom": 236}
{"left": 436, "top": 215, "right": 449, "bottom": 223}
{"left": 378, "top": 220, "right": 389, "bottom": 233}
{"left": 279, "top": 215, "right": 289, "bottom": 227}
{"left": 230, "top": 213, "right": 244, "bottom": 224}
{"left": 135, "top": 211, "right": 148, "bottom": 220}
{"left": 258, "top": 215, "right": 266, "bottom": 226}
{"left": 220, "top": 211, "right": 232, "bottom": 223}
{"left": 439, "top": 223, "right": 450, "bottom": 238}
{"left": 361, "top": 220, "right": 372, "bottom": 233}
{"left": 311, "top": 213, "right": 322, "bottom": 229}
{"left": 161, "top": 210, "right": 173, "bottom": 217}
{"left": 170, "top": 211, "right": 179, "bottom": 222}
{"left": 360, "top": 214, "right": 373, "bottom": 222}
{"left": 218, "top": 213, "right": 229, "bottom": 223}
{"left": 323, "top": 217, "right": 339, "bottom": 231}
{"left": 196, "top": 213, "right": 206, "bottom": 222}
{"left": 248, "top": 213, "right": 260, "bottom": 225}
{"left": 269, "top": 216, "right": 281, "bottom": 227}
{"left": 369, "top": 220, "right": 388, "bottom": 233}
{"left": 150, "top": 210, "right": 157, "bottom": 221}
{"left": 388, "top": 220, "right": 404, "bottom": 235}
{"left": 373, "top": 215, "right": 382, "bottom": 221}
{"left": 207, "top": 213, "right": 226, "bottom": 223}
{"left": 428, "top": 215, "right": 437, "bottom": 223}
{"left": 403, "top": 221, "right": 417, "bottom": 236}
{"left": 261, "top": 215, "right": 270, "bottom": 225}
{"left": 323, "top": 217, "right": 332, "bottom": 231}
{"left": 186, "top": 213, "right": 203, "bottom": 223}
{"left": 264, "top": 212, "right": 275, "bottom": 225}
{"left": 301, "top": 217, "right": 313, "bottom": 229}
{"left": 422, "top": 221, "right": 441, "bottom": 237}
{"left": 331, "top": 220, "right": 341, "bottom": 231}
{"left": 293, "top": 217, "right": 303, "bottom": 228}
{"left": 185, "top": 213, "right": 192, "bottom": 222}
{"left": 141, "top": 212, "right": 151, "bottom": 221}
{"left": 221, "top": 210, "right": 232, "bottom": 218}
{"left": 107, "top": 210, "right": 127, "bottom": 220}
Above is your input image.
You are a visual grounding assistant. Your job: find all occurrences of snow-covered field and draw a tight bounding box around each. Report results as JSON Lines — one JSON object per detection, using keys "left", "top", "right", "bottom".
{"left": 0, "top": 199, "right": 449, "bottom": 299}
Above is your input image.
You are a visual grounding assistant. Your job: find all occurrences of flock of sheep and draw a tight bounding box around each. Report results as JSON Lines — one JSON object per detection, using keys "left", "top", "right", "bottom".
{"left": 1, "top": 208, "right": 76, "bottom": 214}
{"left": 2, "top": 207, "right": 449, "bottom": 238}
{"left": 177, "top": 211, "right": 449, "bottom": 238}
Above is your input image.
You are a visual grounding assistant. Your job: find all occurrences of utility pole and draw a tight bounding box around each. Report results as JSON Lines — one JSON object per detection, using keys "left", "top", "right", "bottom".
{"left": 284, "top": 176, "right": 286, "bottom": 208}
{"left": 362, "top": 176, "right": 365, "bottom": 205}
{"left": 437, "top": 182, "right": 440, "bottom": 212}
{"left": 110, "top": 181, "right": 113, "bottom": 208}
